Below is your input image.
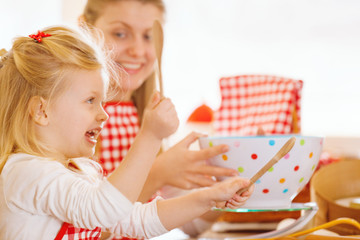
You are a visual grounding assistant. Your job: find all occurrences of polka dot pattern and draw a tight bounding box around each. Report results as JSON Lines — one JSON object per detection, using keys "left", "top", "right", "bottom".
{"left": 199, "top": 136, "right": 323, "bottom": 208}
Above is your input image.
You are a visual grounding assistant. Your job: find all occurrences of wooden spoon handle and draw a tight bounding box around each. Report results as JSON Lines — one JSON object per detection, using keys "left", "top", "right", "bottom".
{"left": 236, "top": 136, "right": 296, "bottom": 195}
{"left": 152, "top": 20, "right": 164, "bottom": 98}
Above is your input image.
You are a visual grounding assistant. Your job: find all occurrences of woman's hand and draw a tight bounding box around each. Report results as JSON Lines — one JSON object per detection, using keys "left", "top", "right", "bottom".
{"left": 155, "top": 132, "right": 238, "bottom": 188}
{"left": 138, "top": 132, "right": 238, "bottom": 202}
{"left": 141, "top": 92, "right": 179, "bottom": 140}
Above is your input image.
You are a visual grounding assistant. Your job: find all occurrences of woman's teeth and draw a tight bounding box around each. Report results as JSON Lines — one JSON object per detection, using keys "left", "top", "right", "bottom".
{"left": 121, "top": 63, "right": 141, "bottom": 70}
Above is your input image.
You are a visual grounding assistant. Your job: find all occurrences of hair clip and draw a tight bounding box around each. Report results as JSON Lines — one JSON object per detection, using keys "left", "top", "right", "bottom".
{"left": 29, "top": 30, "right": 52, "bottom": 43}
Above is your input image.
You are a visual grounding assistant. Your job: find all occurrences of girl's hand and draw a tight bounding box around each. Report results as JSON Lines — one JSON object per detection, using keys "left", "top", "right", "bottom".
{"left": 156, "top": 177, "right": 254, "bottom": 231}
{"left": 223, "top": 183, "right": 254, "bottom": 209}
{"left": 142, "top": 92, "right": 179, "bottom": 140}
{"left": 205, "top": 177, "right": 254, "bottom": 209}
{"left": 152, "top": 132, "right": 238, "bottom": 189}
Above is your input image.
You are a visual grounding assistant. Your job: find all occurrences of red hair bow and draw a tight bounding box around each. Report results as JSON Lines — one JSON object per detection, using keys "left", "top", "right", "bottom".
{"left": 29, "top": 30, "right": 52, "bottom": 43}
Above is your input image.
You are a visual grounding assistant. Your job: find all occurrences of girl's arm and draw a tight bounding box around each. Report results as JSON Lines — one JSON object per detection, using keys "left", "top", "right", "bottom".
{"left": 107, "top": 92, "right": 179, "bottom": 202}
{"left": 156, "top": 177, "right": 253, "bottom": 230}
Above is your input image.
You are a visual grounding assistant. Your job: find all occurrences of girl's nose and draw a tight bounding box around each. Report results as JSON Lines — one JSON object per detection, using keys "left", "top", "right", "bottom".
{"left": 97, "top": 106, "right": 109, "bottom": 122}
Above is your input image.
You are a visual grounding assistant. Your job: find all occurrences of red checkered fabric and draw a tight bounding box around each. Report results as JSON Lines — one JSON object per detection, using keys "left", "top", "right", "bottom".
{"left": 99, "top": 102, "right": 140, "bottom": 176}
{"left": 213, "top": 75, "right": 303, "bottom": 136}
{"left": 55, "top": 222, "right": 101, "bottom": 240}
{"left": 98, "top": 101, "right": 157, "bottom": 240}
{"left": 112, "top": 236, "right": 138, "bottom": 240}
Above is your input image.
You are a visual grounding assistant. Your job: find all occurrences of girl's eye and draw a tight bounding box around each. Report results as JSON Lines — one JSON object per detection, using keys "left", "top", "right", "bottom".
{"left": 87, "top": 97, "right": 95, "bottom": 104}
{"left": 114, "top": 32, "right": 126, "bottom": 38}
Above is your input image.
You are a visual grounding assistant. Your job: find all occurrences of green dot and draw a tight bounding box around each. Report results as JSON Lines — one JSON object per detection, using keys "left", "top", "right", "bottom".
{"left": 299, "top": 177, "right": 304, "bottom": 183}
{"left": 312, "top": 165, "right": 316, "bottom": 171}
{"left": 268, "top": 167, "right": 274, "bottom": 172}
{"left": 300, "top": 139, "right": 305, "bottom": 146}
{"left": 209, "top": 141, "right": 213, "bottom": 147}
{"left": 238, "top": 167, "right": 244, "bottom": 173}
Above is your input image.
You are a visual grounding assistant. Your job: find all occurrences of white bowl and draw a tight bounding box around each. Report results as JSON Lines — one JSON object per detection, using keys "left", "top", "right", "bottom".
{"left": 199, "top": 135, "right": 323, "bottom": 209}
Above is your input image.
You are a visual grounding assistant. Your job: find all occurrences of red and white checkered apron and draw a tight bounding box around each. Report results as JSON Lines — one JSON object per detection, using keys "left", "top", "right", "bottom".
{"left": 98, "top": 102, "right": 140, "bottom": 240}
{"left": 99, "top": 102, "right": 140, "bottom": 176}
{"left": 213, "top": 75, "right": 303, "bottom": 136}
{"left": 54, "top": 222, "right": 101, "bottom": 240}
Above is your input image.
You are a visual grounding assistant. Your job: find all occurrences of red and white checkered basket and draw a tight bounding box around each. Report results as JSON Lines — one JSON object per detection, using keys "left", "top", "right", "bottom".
{"left": 213, "top": 75, "right": 303, "bottom": 136}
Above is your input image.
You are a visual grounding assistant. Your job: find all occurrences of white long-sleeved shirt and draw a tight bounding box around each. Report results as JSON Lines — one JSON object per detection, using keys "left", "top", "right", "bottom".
{"left": 0, "top": 153, "right": 168, "bottom": 240}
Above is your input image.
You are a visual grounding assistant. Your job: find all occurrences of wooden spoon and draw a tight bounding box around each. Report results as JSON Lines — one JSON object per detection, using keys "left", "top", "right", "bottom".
{"left": 236, "top": 136, "right": 296, "bottom": 195}
{"left": 152, "top": 20, "right": 164, "bottom": 97}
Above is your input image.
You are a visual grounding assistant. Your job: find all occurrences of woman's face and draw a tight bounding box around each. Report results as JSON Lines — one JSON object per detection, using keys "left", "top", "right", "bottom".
{"left": 94, "top": 1, "right": 163, "bottom": 97}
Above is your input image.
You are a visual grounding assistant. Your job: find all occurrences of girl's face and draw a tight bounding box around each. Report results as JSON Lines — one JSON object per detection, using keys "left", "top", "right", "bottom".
{"left": 44, "top": 69, "right": 108, "bottom": 159}
{"left": 93, "top": 1, "right": 163, "bottom": 99}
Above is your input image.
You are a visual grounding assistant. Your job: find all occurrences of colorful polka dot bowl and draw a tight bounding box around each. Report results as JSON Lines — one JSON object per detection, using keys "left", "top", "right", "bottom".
{"left": 199, "top": 135, "right": 323, "bottom": 209}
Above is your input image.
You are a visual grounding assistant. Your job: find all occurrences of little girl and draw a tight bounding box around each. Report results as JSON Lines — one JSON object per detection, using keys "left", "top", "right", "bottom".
{"left": 0, "top": 26, "right": 252, "bottom": 240}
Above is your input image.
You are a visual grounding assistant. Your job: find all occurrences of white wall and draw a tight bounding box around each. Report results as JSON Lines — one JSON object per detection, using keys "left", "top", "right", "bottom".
{"left": 61, "top": 0, "right": 87, "bottom": 26}
{"left": 162, "top": 0, "right": 360, "bottom": 137}
{"left": 2, "top": 0, "right": 360, "bottom": 137}
{"left": 0, "top": 0, "right": 62, "bottom": 49}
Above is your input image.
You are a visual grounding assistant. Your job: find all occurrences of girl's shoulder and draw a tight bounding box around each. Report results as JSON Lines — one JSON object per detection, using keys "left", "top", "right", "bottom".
{"left": 2, "top": 153, "right": 66, "bottom": 179}
{"left": 2, "top": 154, "right": 104, "bottom": 187}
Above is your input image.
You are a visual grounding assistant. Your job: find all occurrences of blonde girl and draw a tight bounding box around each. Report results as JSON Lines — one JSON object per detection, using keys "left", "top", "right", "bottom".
{"left": 0, "top": 26, "right": 252, "bottom": 240}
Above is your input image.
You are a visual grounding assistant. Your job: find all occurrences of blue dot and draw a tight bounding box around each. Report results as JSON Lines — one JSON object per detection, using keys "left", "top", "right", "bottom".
{"left": 269, "top": 140, "right": 275, "bottom": 146}
{"left": 255, "top": 180, "right": 261, "bottom": 184}
{"left": 283, "top": 188, "right": 289, "bottom": 193}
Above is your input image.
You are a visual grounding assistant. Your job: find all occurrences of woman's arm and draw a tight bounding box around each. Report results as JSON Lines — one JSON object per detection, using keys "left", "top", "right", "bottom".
{"left": 107, "top": 93, "right": 179, "bottom": 202}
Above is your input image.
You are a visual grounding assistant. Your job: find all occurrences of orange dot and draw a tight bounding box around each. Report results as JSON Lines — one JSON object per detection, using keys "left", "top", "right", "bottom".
{"left": 309, "top": 152, "right": 313, "bottom": 158}
{"left": 279, "top": 178, "right": 286, "bottom": 183}
{"left": 222, "top": 155, "right": 228, "bottom": 161}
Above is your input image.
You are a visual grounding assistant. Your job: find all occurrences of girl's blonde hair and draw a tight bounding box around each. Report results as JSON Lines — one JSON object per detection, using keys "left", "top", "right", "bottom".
{"left": 0, "top": 26, "right": 112, "bottom": 172}
{"left": 82, "top": 0, "right": 165, "bottom": 121}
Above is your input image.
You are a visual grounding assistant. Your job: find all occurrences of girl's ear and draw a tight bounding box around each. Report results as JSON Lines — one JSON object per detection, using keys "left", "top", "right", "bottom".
{"left": 28, "top": 96, "right": 49, "bottom": 126}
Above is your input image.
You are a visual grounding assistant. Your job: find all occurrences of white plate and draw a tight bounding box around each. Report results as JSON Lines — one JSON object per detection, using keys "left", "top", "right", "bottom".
{"left": 212, "top": 202, "right": 315, "bottom": 213}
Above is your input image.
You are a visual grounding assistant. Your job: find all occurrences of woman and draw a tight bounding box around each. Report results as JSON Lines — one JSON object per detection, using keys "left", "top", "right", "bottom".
{"left": 80, "top": 0, "right": 248, "bottom": 237}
